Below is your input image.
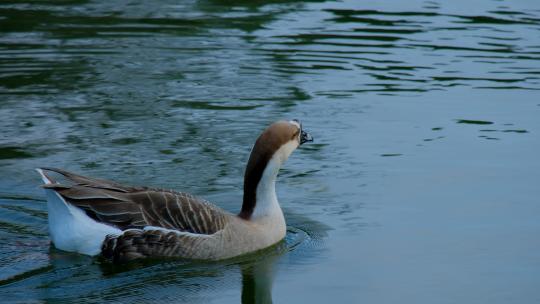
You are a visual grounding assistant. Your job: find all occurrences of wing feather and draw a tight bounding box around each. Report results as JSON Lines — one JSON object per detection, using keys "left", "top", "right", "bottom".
{"left": 101, "top": 229, "right": 214, "bottom": 262}
{"left": 39, "top": 168, "right": 231, "bottom": 233}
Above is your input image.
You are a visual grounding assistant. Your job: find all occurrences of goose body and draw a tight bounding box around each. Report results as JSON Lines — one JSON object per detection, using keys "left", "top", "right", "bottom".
{"left": 37, "top": 120, "right": 312, "bottom": 262}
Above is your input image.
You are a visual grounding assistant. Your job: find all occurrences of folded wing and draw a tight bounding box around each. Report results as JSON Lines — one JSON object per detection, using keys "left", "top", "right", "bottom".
{"left": 101, "top": 228, "right": 214, "bottom": 263}
{"left": 40, "top": 168, "right": 230, "bottom": 234}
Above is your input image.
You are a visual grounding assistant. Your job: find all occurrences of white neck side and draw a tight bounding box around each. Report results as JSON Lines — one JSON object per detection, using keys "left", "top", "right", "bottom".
{"left": 250, "top": 140, "right": 298, "bottom": 220}
{"left": 251, "top": 157, "right": 281, "bottom": 219}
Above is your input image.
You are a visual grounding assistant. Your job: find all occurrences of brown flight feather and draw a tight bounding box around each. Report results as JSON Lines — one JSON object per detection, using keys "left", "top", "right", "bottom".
{"left": 39, "top": 168, "right": 230, "bottom": 233}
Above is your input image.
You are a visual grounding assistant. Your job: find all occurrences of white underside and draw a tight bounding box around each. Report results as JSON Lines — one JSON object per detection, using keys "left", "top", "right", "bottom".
{"left": 37, "top": 169, "right": 121, "bottom": 256}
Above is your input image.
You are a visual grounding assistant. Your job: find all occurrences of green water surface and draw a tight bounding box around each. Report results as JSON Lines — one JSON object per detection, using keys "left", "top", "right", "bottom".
{"left": 1, "top": 0, "right": 540, "bottom": 303}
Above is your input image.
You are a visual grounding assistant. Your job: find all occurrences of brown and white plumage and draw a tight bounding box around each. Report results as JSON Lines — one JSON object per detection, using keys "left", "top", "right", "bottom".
{"left": 37, "top": 120, "right": 313, "bottom": 263}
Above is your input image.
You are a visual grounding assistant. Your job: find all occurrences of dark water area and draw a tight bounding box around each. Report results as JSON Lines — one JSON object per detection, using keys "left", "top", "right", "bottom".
{"left": 1, "top": 0, "right": 540, "bottom": 302}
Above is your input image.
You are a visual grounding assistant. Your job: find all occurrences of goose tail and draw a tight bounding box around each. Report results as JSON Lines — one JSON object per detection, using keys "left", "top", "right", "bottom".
{"left": 36, "top": 168, "right": 121, "bottom": 256}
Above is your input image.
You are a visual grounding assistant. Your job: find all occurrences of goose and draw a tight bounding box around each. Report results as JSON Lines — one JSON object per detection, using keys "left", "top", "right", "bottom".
{"left": 36, "top": 120, "right": 313, "bottom": 263}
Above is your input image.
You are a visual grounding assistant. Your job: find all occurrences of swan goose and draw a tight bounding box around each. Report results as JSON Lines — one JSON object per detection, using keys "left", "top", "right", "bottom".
{"left": 37, "top": 120, "right": 313, "bottom": 263}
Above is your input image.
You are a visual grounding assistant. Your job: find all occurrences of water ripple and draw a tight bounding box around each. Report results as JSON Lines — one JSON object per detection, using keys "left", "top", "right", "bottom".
{"left": 0, "top": 0, "right": 539, "bottom": 302}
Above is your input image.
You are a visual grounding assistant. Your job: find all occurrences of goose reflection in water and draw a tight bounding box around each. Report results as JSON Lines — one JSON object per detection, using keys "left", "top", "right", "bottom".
{"left": 87, "top": 242, "right": 284, "bottom": 303}
{"left": 241, "top": 251, "right": 279, "bottom": 304}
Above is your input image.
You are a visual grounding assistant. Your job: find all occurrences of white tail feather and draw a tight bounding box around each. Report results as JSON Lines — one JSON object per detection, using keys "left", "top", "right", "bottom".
{"left": 36, "top": 169, "right": 121, "bottom": 256}
{"left": 36, "top": 168, "right": 52, "bottom": 184}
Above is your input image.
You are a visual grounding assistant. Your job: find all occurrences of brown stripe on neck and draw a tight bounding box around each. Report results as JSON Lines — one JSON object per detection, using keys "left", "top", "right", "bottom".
{"left": 239, "top": 144, "right": 272, "bottom": 220}
{"left": 239, "top": 121, "right": 297, "bottom": 220}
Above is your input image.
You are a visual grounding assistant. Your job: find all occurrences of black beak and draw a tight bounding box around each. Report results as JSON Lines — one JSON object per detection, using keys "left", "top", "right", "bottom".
{"left": 300, "top": 129, "right": 313, "bottom": 145}
{"left": 292, "top": 119, "right": 313, "bottom": 145}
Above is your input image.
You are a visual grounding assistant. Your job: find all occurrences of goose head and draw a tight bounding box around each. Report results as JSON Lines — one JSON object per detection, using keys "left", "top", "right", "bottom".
{"left": 239, "top": 120, "right": 313, "bottom": 220}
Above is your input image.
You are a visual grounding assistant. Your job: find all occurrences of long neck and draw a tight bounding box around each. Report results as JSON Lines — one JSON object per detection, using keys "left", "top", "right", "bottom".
{"left": 252, "top": 158, "right": 281, "bottom": 219}
{"left": 239, "top": 155, "right": 282, "bottom": 220}
{"left": 240, "top": 138, "right": 297, "bottom": 220}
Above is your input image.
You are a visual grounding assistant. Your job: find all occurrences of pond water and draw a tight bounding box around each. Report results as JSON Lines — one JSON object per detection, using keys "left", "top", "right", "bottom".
{"left": 1, "top": 0, "right": 540, "bottom": 302}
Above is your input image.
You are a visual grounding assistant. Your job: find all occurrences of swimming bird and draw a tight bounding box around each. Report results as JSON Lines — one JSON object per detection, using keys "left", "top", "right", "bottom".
{"left": 37, "top": 120, "right": 313, "bottom": 263}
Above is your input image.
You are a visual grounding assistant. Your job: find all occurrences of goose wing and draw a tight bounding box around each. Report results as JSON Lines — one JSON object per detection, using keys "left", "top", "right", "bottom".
{"left": 39, "top": 167, "right": 230, "bottom": 234}
{"left": 101, "top": 228, "right": 216, "bottom": 263}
